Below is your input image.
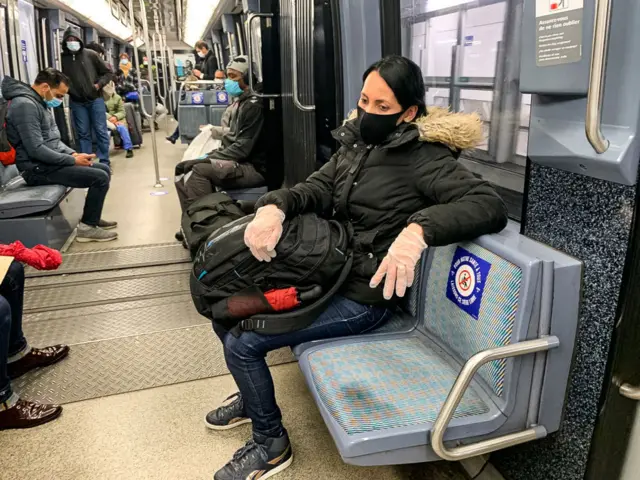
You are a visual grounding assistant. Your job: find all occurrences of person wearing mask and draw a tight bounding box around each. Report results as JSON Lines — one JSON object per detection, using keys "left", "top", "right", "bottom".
{"left": 173, "top": 56, "right": 266, "bottom": 214}
{"left": 103, "top": 82, "right": 134, "bottom": 158}
{"left": 0, "top": 260, "right": 70, "bottom": 430}
{"left": 205, "top": 55, "right": 508, "bottom": 480}
{"left": 60, "top": 29, "right": 113, "bottom": 168}
{"left": 192, "top": 41, "right": 219, "bottom": 81}
{"left": 166, "top": 70, "right": 227, "bottom": 145}
{"left": 3, "top": 69, "right": 118, "bottom": 242}
{"left": 118, "top": 52, "right": 132, "bottom": 77}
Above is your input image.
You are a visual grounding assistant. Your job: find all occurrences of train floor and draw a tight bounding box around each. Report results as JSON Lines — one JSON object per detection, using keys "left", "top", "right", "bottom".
{"left": 0, "top": 126, "right": 469, "bottom": 480}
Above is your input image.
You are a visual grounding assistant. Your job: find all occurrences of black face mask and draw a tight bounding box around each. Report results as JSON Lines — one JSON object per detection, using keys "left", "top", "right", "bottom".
{"left": 357, "top": 106, "right": 404, "bottom": 145}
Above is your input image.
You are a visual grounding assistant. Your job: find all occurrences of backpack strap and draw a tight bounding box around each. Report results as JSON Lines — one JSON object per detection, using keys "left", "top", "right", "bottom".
{"left": 230, "top": 252, "right": 354, "bottom": 337}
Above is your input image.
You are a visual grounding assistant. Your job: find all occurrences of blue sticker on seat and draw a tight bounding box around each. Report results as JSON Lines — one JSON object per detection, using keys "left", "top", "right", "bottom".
{"left": 191, "top": 92, "right": 204, "bottom": 104}
{"left": 446, "top": 246, "right": 492, "bottom": 320}
{"left": 216, "top": 91, "right": 229, "bottom": 104}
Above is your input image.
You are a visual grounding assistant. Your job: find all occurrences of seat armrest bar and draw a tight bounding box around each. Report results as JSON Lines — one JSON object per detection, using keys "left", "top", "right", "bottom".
{"left": 431, "top": 336, "right": 560, "bottom": 461}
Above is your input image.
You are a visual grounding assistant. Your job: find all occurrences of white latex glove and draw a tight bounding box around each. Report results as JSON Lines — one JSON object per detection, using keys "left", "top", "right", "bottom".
{"left": 244, "top": 205, "right": 286, "bottom": 262}
{"left": 370, "top": 225, "right": 427, "bottom": 300}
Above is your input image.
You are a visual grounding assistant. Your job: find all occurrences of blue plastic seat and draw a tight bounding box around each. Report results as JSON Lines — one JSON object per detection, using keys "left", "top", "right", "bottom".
{"left": 297, "top": 227, "right": 582, "bottom": 465}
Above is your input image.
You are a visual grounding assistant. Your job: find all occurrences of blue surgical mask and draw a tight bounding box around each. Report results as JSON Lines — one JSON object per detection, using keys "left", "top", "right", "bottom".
{"left": 44, "top": 90, "right": 63, "bottom": 108}
{"left": 224, "top": 78, "right": 243, "bottom": 97}
{"left": 120, "top": 59, "right": 129, "bottom": 65}
{"left": 67, "top": 41, "right": 81, "bottom": 52}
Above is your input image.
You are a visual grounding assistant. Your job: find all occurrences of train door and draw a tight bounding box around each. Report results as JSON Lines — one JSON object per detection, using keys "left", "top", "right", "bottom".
{"left": 0, "top": 2, "right": 12, "bottom": 80}
{"left": 16, "top": 0, "right": 38, "bottom": 83}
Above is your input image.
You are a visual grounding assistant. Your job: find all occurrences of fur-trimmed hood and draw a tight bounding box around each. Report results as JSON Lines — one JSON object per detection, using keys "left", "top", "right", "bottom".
{"left": 345, "top": 106, "right": 483, "bottom": 152}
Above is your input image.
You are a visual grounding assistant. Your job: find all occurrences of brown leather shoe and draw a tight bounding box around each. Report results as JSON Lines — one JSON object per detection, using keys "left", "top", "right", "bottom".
{"left": 0, "top": 399, "right": 62, "bottom": 430}
{"left": 7, "top": 345, "right": 70, "bottom": 380}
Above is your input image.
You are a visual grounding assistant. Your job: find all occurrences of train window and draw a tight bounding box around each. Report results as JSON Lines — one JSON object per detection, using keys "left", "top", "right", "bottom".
{"left": 0, "top": 6, "right": 9, "bottom": 79}
{"left": 401, "top": 0, "right": 526, "bottom": 221}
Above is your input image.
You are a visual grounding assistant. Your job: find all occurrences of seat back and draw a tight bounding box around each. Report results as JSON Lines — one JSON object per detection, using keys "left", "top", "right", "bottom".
{"left": 0, "top": 163, "right": 20, "bottom": 186}
{"left": 417, "top": 237, "right": 541, "bottom": 410}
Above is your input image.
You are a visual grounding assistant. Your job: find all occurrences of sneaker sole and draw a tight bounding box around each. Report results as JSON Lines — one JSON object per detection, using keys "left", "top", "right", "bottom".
{"left": 76, "top": 235, "right": 118, "bottom": 243}
{"left": 204, "top": 416, "right": 251, "bottom": 430}
{"left": 255, "top": 454, "right": 293, "bottom": 480}
{"left": 99, "top": 225, "right": 118, "bottom": 230}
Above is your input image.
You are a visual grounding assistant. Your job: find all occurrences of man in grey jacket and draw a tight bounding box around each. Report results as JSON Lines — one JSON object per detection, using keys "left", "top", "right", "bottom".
{"left": 3, "top": 69, "right": 117, "bottom": 242}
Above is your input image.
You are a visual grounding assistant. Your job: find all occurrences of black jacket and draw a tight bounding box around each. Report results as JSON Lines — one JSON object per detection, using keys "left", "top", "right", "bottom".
{"left": 2, "top": 76, "right": 76, "bottom": 173}
{"left": 256, "top": 107, "right": 508, "bottom": 306}
{"left": 60, "top": 28, "right": 113, "bottom": 102}
{"left": 199, "top": 50, "right": 219, "bottom": 80}
{"left": 209, "top": 87, "right": 266, "bottom": 176}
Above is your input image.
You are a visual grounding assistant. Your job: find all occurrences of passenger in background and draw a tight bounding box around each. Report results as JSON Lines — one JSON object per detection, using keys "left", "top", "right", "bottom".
{"left": 192, "top": 41, "right": 219, "bottom": 80}
{"left": 174, "top": 56, "right": 266, "bottom": 213}
{"left": 103, "top": 82, "right": 134, "bottom": 159}
{"left": 3, "top": 69, "right": 118, "bottom": 243}
{"left": 60, "top": 28, "right": 113, "bottom": 168}
{"left": 206, "top": 55, "right": 508, "bottom": 480}
{"left": 118, "top": 52, "right": 132, "bottom": 77}
{"left": 166, "top": 70, "right": 226, "bottom": 145}
{"left": 0, "top": 260, "right": 69, "bottom": 430}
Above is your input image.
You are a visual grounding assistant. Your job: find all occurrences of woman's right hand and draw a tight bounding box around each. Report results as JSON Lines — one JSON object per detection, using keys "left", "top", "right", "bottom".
{"left": 244, "top": 205, "right": 286, "bottom": 262}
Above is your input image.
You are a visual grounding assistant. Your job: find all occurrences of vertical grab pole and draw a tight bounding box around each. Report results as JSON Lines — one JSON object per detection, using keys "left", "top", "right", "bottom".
{"left": 138, "top": 0, "right": 163, "bottom": 188}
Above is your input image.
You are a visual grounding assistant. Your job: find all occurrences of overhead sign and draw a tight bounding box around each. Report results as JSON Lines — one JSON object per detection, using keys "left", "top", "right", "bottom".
{"left": 536, "top": 0, "right": 584, "bottom": 67}
{"left": 446, "top": 246, "right": 492, "bottom": 320}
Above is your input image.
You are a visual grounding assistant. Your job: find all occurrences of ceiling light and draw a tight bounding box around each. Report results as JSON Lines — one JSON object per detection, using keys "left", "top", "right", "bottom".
{"left": 184, "top": 0, "right": 220, "bottom": 47}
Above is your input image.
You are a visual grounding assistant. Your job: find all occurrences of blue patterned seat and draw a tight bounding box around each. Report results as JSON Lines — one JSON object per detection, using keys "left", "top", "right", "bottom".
{"left": 309, "top": 338, "right": 490, "bottom": 435}
{"left": 297, "top": 230, "right": 582, "bottom": 466}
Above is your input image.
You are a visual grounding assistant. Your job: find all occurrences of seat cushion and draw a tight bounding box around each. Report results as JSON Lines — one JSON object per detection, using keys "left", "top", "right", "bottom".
{"left": 0, "top": 184, "right": 68, "bottom": 219}
{"left": 308, "top": 337, "right": 490, "bottom": 436}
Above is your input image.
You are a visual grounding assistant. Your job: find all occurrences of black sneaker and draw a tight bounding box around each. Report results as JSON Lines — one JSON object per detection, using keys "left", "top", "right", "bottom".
{"left": 175, "top": 231, "right": 184, "bottom": 242}
{"left": 214, "top": 431, "right": 293, "bottom": 480}
{"left": 126, "top": 149, "right": 134, "bottom": 158}
{"left": 205, "top": 392, "right": 251, "bottom": 430}
{"left": 166, "top": 136, "right": 177, "bottom": 145}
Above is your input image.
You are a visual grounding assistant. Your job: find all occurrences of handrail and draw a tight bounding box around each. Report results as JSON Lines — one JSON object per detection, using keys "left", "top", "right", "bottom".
{"left": 585, "top": 0, "right": 612, "bottom": 154}
{"left": 247, "top": 13, "right": 279, "bottom": 99}
{"left": 431, "top": 336, "right": 559, "bottom": 461}
{"left": 138, "top": 79, "right": 154, "bottom": 119}
{"left": 151, "top": 33, "right": 166, "bottom": 105}
{"left": 290, "top": 0, "right": 315, "bottom": 111}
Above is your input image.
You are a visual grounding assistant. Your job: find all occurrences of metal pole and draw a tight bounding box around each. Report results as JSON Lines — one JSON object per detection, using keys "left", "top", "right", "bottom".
{"left": 129, "top": 0, "right": 162, "bottom": 188}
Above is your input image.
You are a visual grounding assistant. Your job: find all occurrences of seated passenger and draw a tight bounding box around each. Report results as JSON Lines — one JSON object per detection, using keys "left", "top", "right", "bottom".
{"left": 103, "top": 82, "right": 134, "bottom": 158}
{"left": 206, "top": 55, "right": 508, "bottom": 480}
{"left": 174, "top": 56, "right": 266, "bottom": 212}
{"left": 3, "top": 69, "right": 118, "bottom": 243}
{"left": 0, "top": 260, "right": 69, "bottom": 430}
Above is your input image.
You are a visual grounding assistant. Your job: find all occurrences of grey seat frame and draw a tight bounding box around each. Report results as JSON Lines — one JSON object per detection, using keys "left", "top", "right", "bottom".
{"left": 296, "top": 227, "right": 582, "bottom": 465}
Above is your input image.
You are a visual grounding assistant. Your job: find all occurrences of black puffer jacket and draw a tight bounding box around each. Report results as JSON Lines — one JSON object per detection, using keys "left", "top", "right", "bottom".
{"left": 208, "top": 86, "right": 266, "bottom": 176}
{"left": 198, "top": 50, "right": 219, "bottom": 80}
{"left": 256, "top": 107, "right": 508, "bottom": 306}
{"left": 60, "top": 28, "right": 113, "bottom": 102}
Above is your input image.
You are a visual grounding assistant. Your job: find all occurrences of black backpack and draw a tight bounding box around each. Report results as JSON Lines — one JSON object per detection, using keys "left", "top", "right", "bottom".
{"left": 190, "top": 213, "right": 353, "bottom": 336}
{"left": 181, "top": 192, "right": 246, "bottom": 257}
{"left": 0, "top": 97, "right": 16, "bottom": 166}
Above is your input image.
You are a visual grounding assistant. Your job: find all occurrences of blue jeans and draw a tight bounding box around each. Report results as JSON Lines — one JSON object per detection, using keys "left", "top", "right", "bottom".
{"left": 115, "top": 124, "right": 133, "bottom": 150}
{"left": 70, "top": 98, "right": 111, "bottom": 166}
{"left": 0, "top": 261, "right": 27, "bottom": 404}
{"left": 214, "top": 295, "right": 390, "bottom": 437}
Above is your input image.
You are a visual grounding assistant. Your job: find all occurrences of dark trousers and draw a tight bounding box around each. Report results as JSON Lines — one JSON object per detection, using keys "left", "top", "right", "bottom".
{"left": 174, "top": 158, "right": 264, "bottom": 211}
{"left": 25, "top": 163, "right": 111, "bottom": 226}
{"left": 0, "top": 261, "right": 27, "bottom": 404}
{"left": 70, "top": 98, "right": 111, "bottom": 166}
{"left": 213, "top": 295, "right": 390, "bottom": 437}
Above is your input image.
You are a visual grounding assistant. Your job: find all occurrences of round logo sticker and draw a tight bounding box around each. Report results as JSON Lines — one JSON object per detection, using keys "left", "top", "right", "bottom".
{"left": 454, "top": 264, "right": 476, "bottom": 298}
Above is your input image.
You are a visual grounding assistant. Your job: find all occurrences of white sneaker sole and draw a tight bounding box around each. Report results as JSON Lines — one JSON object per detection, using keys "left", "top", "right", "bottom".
{"left": 204, "top": 416, "right": 251, "bottom": 430}
{"left": 99, "top": 224, "right": 118, "bottom": 230}
{"left": 76, "top": 235, "right": 118, "bottom": 243}
{"left": 250, "top": 454, "right": 293, "bottom": 480}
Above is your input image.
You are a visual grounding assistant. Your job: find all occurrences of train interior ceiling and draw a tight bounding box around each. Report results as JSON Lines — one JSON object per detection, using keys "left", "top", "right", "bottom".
{"left": 0, "top": 0, "right": 639, "bottom": 479}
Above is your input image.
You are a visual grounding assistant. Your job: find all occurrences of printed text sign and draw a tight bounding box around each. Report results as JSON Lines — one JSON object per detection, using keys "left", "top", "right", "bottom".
{"left": 446, "top": 246, "right": 492, "bottom": 320}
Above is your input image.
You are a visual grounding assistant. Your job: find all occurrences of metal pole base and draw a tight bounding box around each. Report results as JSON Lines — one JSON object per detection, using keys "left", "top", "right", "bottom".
{"left": 154, "top": 183, "right": 164, "bottom": 188}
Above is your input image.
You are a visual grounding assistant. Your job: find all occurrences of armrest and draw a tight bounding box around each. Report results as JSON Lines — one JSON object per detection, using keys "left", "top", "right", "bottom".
{"left": 431, "top": 336, "right": 560, "bottom": 461}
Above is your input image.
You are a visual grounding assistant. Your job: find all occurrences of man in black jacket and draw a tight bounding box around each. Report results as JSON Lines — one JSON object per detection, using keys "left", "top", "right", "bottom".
{"left": 174, "top": 56, "right": 266, "bottom": 212}
{"left": 60, "top": 28, "right": 113, "bottom": 168}
{"left": 3, "top": 70, "right": 117, "bottom": 243}
{"left": 192, "top": 41, "right": 219, "bottom": 81}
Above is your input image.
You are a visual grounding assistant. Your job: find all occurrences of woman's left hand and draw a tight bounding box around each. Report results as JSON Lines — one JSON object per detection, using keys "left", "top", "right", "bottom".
{"left": 370, "top": 224, "right": 427, "bottom": 300}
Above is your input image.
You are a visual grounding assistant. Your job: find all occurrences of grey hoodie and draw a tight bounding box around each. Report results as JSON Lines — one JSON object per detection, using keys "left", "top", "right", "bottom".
{"left": 2, "top": 76, "right": 76, "bottom": 173}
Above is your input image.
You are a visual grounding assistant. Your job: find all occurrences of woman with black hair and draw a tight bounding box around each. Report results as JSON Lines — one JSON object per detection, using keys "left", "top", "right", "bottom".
{"left": 207, "top": 55, "right": 508, "bottom": 480}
